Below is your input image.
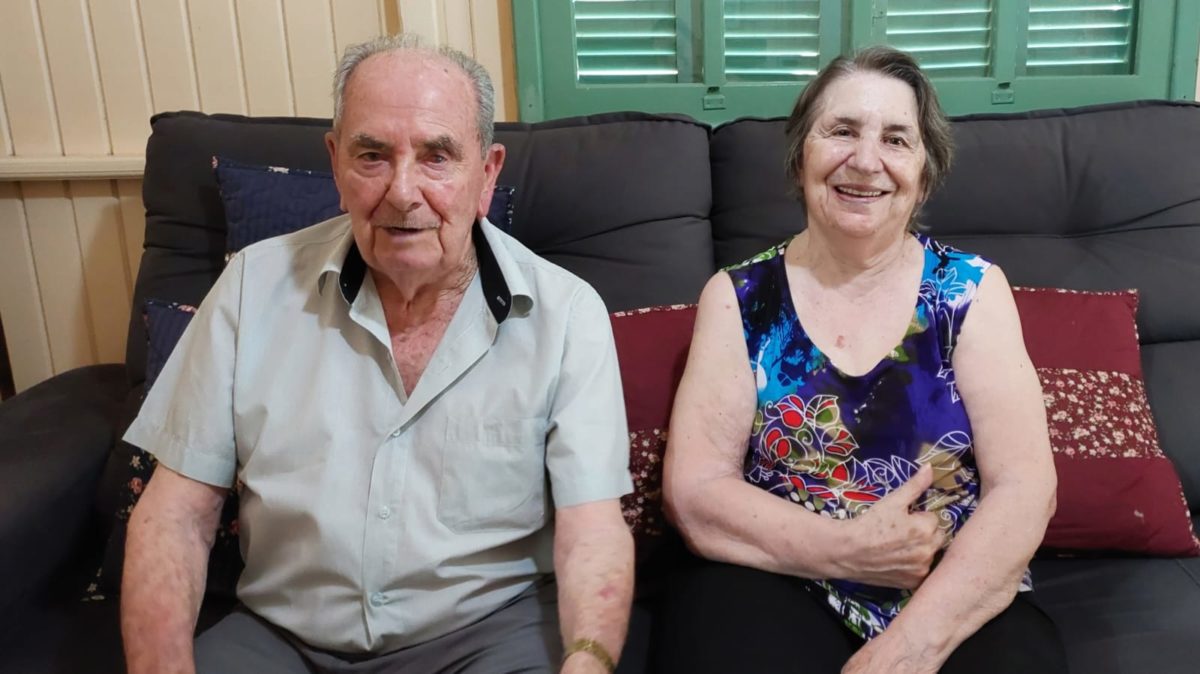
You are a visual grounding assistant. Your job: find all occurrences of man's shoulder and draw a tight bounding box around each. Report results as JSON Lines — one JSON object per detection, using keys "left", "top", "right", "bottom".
{"left": 490, "top": 227, "right": 600, "bottom": 305}
{"left": 238, "top": 214, "right": 349, "bottom": 259}
{"left": 233, "top": 215, "right": 350, "bottom": 275}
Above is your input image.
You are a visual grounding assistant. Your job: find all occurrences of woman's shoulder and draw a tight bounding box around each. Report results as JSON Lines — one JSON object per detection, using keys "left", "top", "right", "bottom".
{"left": 917, "top": 233, "right": 993, "bottom": 282}
{"left": 721, "top": 239, "right": 790, "bottom": 275}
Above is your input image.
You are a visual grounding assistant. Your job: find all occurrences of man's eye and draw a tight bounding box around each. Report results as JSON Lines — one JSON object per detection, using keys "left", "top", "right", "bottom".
{"left": 428, "top": 154, "right": 448, "bottom": 164}
{"left": 358, "top": 152, "right": 383, "bottom": 162}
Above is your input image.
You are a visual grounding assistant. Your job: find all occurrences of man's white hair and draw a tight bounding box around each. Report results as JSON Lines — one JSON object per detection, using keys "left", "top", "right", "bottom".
{"left": 331, "top": 33, "right": 495, "bottom": 154}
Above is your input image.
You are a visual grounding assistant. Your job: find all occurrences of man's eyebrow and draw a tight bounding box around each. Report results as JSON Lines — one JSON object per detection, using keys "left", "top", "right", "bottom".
{"left": 350, "top": 133, "right": 391, "bottom": 151}
{"left": 424, "top": 134, "right": 464, "bottom": 160}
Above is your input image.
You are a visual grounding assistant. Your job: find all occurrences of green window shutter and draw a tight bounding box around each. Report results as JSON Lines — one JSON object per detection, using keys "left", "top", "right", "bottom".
{"left": 513, "top": 0, "right": 1199, "bottom": 122}
{"left": 573, "top": 0, "right": 685, "bottom": 85}
{"left": 1025, "top": 0, "right": 1135, "bottom": 76}
{"left": 723, "top": 0, "right": 822, "bottom": 83}
{"left": 884, "top": 0, "right": 994, "bottom": 78}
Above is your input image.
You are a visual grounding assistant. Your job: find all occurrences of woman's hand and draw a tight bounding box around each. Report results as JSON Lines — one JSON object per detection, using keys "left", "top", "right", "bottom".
{"left": 834, "top": 464, "right": 943, "bottom": 589}
{"left": 841, "top": 625, "right": 941, "bottom": 674}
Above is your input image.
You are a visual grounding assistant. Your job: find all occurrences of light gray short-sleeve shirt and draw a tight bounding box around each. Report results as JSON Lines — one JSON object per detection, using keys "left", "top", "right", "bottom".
{"left": 124, "top": 215, "right": 633, "bottom": 653}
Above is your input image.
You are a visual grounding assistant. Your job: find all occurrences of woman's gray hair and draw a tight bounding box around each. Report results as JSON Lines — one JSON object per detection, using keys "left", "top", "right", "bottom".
{"left": 783, "top": 46, "right": 953, "bottom": 221}
{"left": 331, "top": 33, "right": 496, "bottom": 155}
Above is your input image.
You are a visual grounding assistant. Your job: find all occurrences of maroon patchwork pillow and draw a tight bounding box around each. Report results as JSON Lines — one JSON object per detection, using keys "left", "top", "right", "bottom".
{"left": 610, "top": 305, "right": 697, "bottom": 578}
{"left": 1012, "top": 287, "right": 1199, "bottom": 556}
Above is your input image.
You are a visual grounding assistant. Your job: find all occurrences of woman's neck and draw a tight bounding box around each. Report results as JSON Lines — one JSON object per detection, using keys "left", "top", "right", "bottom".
{"left": 790, "top": 225, "right": 913, "bottom": 293}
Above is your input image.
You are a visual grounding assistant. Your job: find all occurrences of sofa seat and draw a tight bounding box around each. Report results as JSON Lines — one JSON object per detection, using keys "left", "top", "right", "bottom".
{"left": 1031, "top": 552, "right": 1200, "bottom": 674}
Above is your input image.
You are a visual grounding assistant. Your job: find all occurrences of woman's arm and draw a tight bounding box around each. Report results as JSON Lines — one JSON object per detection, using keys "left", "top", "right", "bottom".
{"left": 845, "top": 266, "right": 1057, "bottom": 673}
{"left": 664, "top": 273, "right": 942, "bottom": 587}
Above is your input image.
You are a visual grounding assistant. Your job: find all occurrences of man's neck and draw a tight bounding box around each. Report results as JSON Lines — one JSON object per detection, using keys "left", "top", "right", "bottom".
{"left": 372, "top": 249, "right": 478, "bottom": 334}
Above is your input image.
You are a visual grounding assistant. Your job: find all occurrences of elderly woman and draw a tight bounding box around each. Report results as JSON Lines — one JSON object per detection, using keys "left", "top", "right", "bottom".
{"left": 659, "top": 47, "right": 1067, "bottom": 673}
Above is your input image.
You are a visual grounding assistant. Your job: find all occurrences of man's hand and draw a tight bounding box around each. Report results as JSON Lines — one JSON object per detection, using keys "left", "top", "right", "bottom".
{"left": 842, "top": 625, "right": 941, "bottom": 674}
{"left": 835, "top": 464, "right": 942, "bottom": 589}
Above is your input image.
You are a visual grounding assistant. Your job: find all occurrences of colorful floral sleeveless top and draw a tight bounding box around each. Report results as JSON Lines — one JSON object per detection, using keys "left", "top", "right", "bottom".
{"left": 727, "top": 233, "right": 1031, "bottom": 640}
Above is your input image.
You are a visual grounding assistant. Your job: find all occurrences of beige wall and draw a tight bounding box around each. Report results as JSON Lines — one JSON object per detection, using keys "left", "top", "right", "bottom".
{"left": 0, "top": 0, "right": 517, "bottom": 393}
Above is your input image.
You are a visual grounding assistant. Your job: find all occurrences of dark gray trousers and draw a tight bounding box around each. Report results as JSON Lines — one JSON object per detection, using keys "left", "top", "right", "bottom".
{"left": 194, "top": 581, "right": 561, "bottom": 674}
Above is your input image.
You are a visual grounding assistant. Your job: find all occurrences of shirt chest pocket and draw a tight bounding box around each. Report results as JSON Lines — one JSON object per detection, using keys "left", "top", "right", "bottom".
{"left": 438, "top": 418, "right": 548, "bottom": 533}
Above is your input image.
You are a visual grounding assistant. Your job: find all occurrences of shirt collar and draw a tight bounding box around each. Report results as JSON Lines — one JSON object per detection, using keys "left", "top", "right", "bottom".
{"left": 318, "top": 217, "right": 530, "bottom": 324}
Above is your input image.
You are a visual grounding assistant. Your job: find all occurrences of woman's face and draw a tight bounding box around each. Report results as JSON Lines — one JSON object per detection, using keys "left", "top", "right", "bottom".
{"left": 800, "top": 72, "right": 926, "bottom": 240}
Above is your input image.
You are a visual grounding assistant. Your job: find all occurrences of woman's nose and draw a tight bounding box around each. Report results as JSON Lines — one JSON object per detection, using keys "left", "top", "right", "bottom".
{"left": 846, "top": 137, "right": 883, "bottom": 174}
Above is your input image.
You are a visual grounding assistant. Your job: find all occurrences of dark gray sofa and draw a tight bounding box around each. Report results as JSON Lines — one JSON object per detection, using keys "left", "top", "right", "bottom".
{"left": 2, "top": 99, "right": 1199, "bottom": 673}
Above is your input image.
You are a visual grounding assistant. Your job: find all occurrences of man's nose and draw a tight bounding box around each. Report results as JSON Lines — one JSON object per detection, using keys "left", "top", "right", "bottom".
{"left": 385, "top": 162, "right": 421, "bottom": 211}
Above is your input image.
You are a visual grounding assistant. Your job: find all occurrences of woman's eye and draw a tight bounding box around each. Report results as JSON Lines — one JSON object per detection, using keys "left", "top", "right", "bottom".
{"left": 885, "top": 136, "right": 907, "bottom": 147}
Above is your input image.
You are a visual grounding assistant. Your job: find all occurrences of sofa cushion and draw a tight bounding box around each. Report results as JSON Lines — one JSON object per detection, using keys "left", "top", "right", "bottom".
{"left": 709, "top": 101, "right": 1200, "bottom": 513}
{"left": 611, "top": 304, "right": 696, "bottom": 588}
{"left": 1013, "top": 288, "right": 1198, "bottom": 555}
{"left": 493, "top": 113, "right": 715, "bottom": 312}
{"left": 214, "top": 157, "right": 518, "bottom": 253}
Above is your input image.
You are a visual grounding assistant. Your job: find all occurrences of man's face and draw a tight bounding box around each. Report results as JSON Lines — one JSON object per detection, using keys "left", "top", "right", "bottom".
{"left": 326, "top": 53, "right": 504, "bottom": 283}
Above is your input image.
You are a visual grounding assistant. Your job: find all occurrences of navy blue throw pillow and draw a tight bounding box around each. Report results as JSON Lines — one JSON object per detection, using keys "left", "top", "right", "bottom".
{"left": 143, "top": 300, "right": 197, "bottom": 390}
{"left": 214, "top": 157, "right": 516, "bottom": 254}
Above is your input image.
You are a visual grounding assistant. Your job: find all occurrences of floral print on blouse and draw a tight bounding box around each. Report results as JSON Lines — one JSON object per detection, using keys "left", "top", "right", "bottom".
{"left": 726, "top": 233, "right": 1031, "bottom": 640}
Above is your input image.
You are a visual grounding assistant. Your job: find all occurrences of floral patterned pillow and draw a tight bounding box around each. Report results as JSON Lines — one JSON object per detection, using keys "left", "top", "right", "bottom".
{"left": 84, "top": 301, "right": 243, "bottom": 601}
{"left": 1013, "top": 287, "right": 1199, "bottom": 556}
{"left": 610, "top": 305, "right": 697, "bottom": 594}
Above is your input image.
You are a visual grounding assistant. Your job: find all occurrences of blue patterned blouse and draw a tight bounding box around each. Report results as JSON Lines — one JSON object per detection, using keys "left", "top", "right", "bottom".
{"left": 727, "top": 233, "right": 1030, "bottom": 639}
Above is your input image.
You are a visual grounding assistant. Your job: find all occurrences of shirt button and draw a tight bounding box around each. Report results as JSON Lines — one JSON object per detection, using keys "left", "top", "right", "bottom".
{"left": 389, "top": 428, "right": 401, "bottom": 439}
{"left": 369, "top": 592, "right": 386, "bottom": 607}
{"left": 378, "top": 506, "right": 391, "bottom": 520}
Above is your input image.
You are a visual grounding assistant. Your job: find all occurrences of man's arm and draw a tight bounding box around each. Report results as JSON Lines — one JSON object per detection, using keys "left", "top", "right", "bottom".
{"left": 122, "top": 465, "right": 227, "bottom": 674}
{"left": 555, "top": 499, "right": 634, "bottom": 674}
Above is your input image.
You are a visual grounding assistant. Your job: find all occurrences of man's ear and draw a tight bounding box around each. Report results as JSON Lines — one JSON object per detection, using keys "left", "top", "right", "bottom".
{"left": 325, "top": 130, "right": 346, "bottom": 212}
{"left": 477, "top": 142, "right": 507, "bottom": 220}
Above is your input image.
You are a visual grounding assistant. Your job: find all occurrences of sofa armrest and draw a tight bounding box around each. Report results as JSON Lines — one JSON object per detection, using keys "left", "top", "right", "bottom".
{"left": 0, "top": 365, "right": 129, "bottom": 616}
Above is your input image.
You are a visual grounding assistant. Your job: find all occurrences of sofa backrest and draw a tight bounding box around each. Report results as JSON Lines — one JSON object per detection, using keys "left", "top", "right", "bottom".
{"left": 710, "top": 101, "right": 1200, "bottom": 511}
{"left": 130, "top": 111, "right": 715, "bottom": 387}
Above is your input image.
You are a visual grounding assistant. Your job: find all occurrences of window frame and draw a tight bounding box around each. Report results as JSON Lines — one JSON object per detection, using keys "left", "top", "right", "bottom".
{"left": 512, "top": 0, "right": 1200, "bottom": 123}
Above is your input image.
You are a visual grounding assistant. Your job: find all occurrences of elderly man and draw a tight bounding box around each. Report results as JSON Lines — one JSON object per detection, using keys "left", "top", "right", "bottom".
{"left": 120, "top": 34, "right": 634, "bottom": 674}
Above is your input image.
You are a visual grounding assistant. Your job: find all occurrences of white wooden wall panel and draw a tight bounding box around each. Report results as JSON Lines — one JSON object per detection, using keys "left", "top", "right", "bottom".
{"left": 39, "top": 0, "right": 112, "bottom": 155}
{"left": 0, "top": 0, "right": 518, "bottom": 393}
{"left": 139, "top": 0, "right": 201, "bottom": 113}
{"left": 188, "top": 0, "right": 249, "bottom": 115}
{"left": 71, "top": 181, "right": 132, "bottom": 364}
{"left": 0, "top": 79, "right": 12, "bottom": 156}
{"left": 331, "top": 0, "right": 387, "bottom": 59}
{"left": 117, "top": 179, "right": 145, "bottom": 298}
{"left": 471, "top": 0, "right": 512, "bottom": 122}
{"left": 0, "top": 183, "right": 55, "bottom": 390}
{"left": 23, "top": 181, "right": 97, "bottom": 372}
{"left": 442, "top": 0, "right": 474, "bottom": 54}
{"left": 283, "top": 0, "right": 338, "bottom": 117}
{"left": 0, "top": 0, "right": 62, "bottom": 154}
{"left": 89, "top": 0, "right": 154, "bottom": 154}
{"left": 235, "top": 0, "right": 294, "bottom": 116}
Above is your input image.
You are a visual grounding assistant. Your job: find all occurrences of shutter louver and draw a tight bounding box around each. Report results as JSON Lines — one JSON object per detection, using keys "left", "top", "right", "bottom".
{"left": 574, "top": 0, "right": 680, "bottom": 84}
{"left": 723, "top": 0, "right": 821, "bottom": 82}
{"left": 885, "top": 0, "right": 994, "bottom": 78}
{"left": 1026, "top": 0, "right": 1136, "bottom": 76}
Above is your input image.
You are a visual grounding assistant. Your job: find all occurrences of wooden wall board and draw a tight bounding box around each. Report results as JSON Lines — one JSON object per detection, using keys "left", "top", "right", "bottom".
{"left": 116, "top": 179, "right": 145, "bottom": 299}
{"left": 38, "top": 0, "right": 111, "bottom": 155}
{"left": 187, "top": 0, "right": 249, "bottom": 115}
{"left": 0, "top": 0, "right": 63, "bottom": 154}
{"left": 138, "top": 0, "right": 201, "bottom": 113}
{"left": 89, "top": 0, "right": 154, "bottom": 154}
{"left": 0, "top": 182, "right": 54, "bottom": 391}
{"left": 235, "top": 0, "right": 295, "bottom": 116}
{"left": 283, "top": 0, "right": 337, "bottom": 118}
{"left": 70, "top": 180, "right": 131, "bottom": 364}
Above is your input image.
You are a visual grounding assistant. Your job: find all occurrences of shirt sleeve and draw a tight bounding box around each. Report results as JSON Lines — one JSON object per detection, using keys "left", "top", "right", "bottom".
{"left": 123, "top": 252, "right": 245, "bottom": 488}
{"left": 545, "top": 284, "right": 634, "bottom": 508}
